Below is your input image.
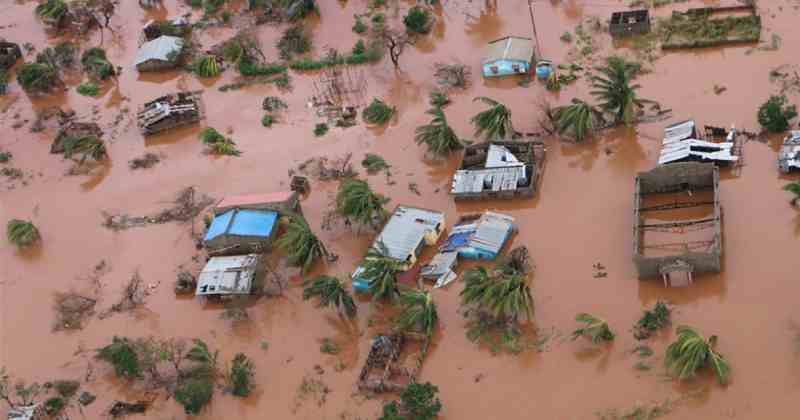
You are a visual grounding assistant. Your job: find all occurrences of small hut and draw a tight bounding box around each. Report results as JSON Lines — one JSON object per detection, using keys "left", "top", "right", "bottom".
{"left": 610, "top": 10, "right": 651, "bottom": 37}
{"left": 481, "top": 36, "right": 534, "bottom": 77}
{"left": 134, "top": 35, "right": 184, "bottom": 72}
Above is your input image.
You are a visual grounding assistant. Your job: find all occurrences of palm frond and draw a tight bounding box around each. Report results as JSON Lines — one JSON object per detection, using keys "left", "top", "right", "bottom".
{"left": 414, "top": 107, "right": 462, "bottom": 157}
{"left": 665, "top": 325, "right": 730, "bottom": 385}
{"left": 275, "top": 214, "right": 328, "bottom": 274}
{"left": 396, "top": 289, "right": 438, "bottom": 337}
{"left": 572, "top": 313, "right": 614, "bottom": 343}
{"left": 362, "top": 241, "right": 404, "bottom": 302}
{"left": 302, "top": 275, "right": 356, "bottom": 317}
{"left": 335, "top": 178, "right": 389, "bottom": 227}
{"left": 470, "top": 96, "right": 514, "bottom": 140}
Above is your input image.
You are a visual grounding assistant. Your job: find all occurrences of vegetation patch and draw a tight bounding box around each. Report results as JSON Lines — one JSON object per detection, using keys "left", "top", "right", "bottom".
{"left": 81, "top": 48, "right": 115, "bottom": 80}
{"left": 633, "top": 301, "right": 671, "bottom": 340}
{"left": 665, "top": 326, "right": 729, "bottom": 385}
{"left": 572, "top": 313, "right": 614, "bottom": 343}
{"left": 379, "top": 382, "right": 442, "bottom": 420}
{"left": 277, "top": 25, "right": 311, "bottom": 60}
{"left": 302, "top": 275, "right": 357, "bottom": 318}
{"left": 275, "top": 213, "right": 330, "bottom": 273}
{"left": 7, "top": 219, "right": 40, "bottom": 248}
{"left": 199, "top": 127, "right": 241, "bottom": 156}
{"left": 403, "top": 6, "right": 432, "bottom": 34}
{"left": 76, "top": 82, "right": 99, "bottom": 96}
{"left": 661, "top": 12, "right": 761, "bottom": 49}
{"left": 362, "top": 98, "right": 395, "bottom": 125}
{"left": 758, "top": 95, "right": 797, "bottom": 132}
{"left": 361, "top": 153, "right": 389, "bottom": 174}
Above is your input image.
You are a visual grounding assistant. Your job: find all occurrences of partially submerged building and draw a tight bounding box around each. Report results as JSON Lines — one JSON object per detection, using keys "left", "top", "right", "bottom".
{"left": 0, "top": 40, "right": 22, "bottom": 71}
{"left": 440, "top": 212, "right": 515, "bottom": 260}
{"left": 352, "top": 206, "right": 445, "bottom": 291}
{"left": 481, "top": 36, "right": 534, "bottom": 77}
{"left": 658, "top": 120, "right": 738, "bottom": 166}
{"left": 195, "top": 254, "right": 261, "bottom": 297}
{"left": 7, "top": 404, "right": 44, "bottom": 420}
{"left": 134, "top": 35, "right": 184, "bottom": 72}
{"left": 610, "top": 10, "right": 650, "bottom": 37}
{"left": 204, "top": 192, "right": 298, "bottom": 256}
{"left": 661, "top": 5, "right": 760, "bottom": 49}
{"left": 778, "top": 131, "right": 800, "bottom": 173}
{"left": 633, "top": 162, "right": 722, "bottom": 287}
{"left": 451, "top": 141, "right": 542, "bottom": 200}
{"left": 137, "top": 91, "right": 203, "bottom": 135}
{"left": 357, "top": 333, "right": 428, "bottom": 393}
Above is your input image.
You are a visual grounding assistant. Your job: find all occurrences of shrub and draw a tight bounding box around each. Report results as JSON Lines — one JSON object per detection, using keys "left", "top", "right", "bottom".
{"left": 17, "top": 62, "right": 58, "bottom": 93}
{"left": 262, "top": 96, "right": 287, "bottom": 111}
{"left": 361, "top": 153, "right": 389, "bottom": 173}
{"left": 633, "top": 301, "right": 671, "bottom": 340}
{"left": 228, "top": 353, "right": 254, "bottom": 397}
{"left": 7, "top": 219, "right": 40, "bottom": 247}
{"left": 76, "top": 82, "right": 99, "bottom": 96}
{"left": 202, "top": 0, "right": 225, "bottom": 14}
{"left": 199, "top": 127, "right": 226, "bottom": 144}
{"left": 96, "top": 337, "right": 140, "bottom": 378}
{"left": 429, "top": 91, "right": 450, "bottom": 108}
{"left": 352, "top": 17, "right": 367, "bottom": 34}
{"left": 372, "top": 13, "right": 385, "bottom": 24}
{"left": 221, "top": 10, "right": 232, "bottom": 23}
{"left": 261, "top": 114, "right": 274, "bottom": 127}
{"left": 61, "top": 136, "right": 107, "bottom": 162}
{"left": 352, "top": 40, "right": 366, "bottom": 56}
{"left": 403, "top": 6, "right": 432, "bottom": 34}
{"left": 44, "top": 397, "right": 65, "bottom": 415}
{"left": 199, "top": 127, "right": 241, "bottom": 156}
{"left": 0, "top": 151, "right": 11, "bottom": 163}
{"left": 362, "top": 98, "right": 395, "bottom": 125}
{"left": 193, "top": 55, "right": 220, "bottom": 77}
{"left": 81, "top": 48, "right": 115, "bottom": 80}
{"left": 237, "top": 56, "right": 286, "bottom": 76}
{"left": 314, "top": 123, "right": 328, "bottom": 136}
{"left": 379, "top": 382, "right": 442, "bottom": 420}
{"left": 174, "top": 378, "right": 213, "bottom": 414}
{"left": 758, "top": 95, "right": 797, "bottom": 132}
{"left": 35, "top": 0, "right": 68, "bottom": 25}
{"left": 277, "top": 26, "right": 311, "bottom": 60}
{"left": 36, "top": 42, "right": 76, "bottom": 68}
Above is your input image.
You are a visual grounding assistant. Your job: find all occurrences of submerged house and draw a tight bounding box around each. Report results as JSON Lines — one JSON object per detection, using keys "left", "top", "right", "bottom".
{"left": 633, "top": 162, "right": 722, "bottom": 287}
{"left": 658, "top": 120, "right": 738, "bottom": 166}
{"left": 195, "top": 254, "right": 261, "bottom": 297}
{"left": 134, "top": 35, "right": 184, "bottom": 72}
{"left": 610, "top": 10, "right": 650, "bottom": 37}
{"left": 451, "top": 141, "right": 541, "bottom": 200}
{"left": 137, "top": 91, "right": 203, "bottom": 135}
{"left": 352, "top": 206, "right": 445, "bottom": 291}
{"left": 440, "top": 211, "right": 515, "bottom": 260}
{"left": 778, "top": 131, "right": 800, "bottom": 173}
{"left": 203, "top": 191, "right": 298, "bottom": 256}
{"left": 482, "top": 36, "right": 534, "bottom": 77}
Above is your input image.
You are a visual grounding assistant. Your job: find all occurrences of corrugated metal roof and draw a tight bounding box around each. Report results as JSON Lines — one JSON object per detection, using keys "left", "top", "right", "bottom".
{"left": 135, "top": 35, "right": 183, "bottom": 66}
{"left": 204, "top": 208, "right": 277, "bottom": 241}
{"left": 420, "top": 251, "right": 457, "bottom": 278}
{"left": 469, "top": 212, "right": 514, "bottom": 254}
{"left": 216, "top": 192, "right": 295, "bottom": 210}
{"left": 196, "top": 254, "right": 258, "bottom": 296}
{"left": 663, "top": 120, "right": 696, "bottom": 145}
{"left": 483, "top": 36, "right": 534, "bottom": 64}
{"left": 485, "top": 144, "right": 524, "bottom": 168}
{"left": 451, "top": 166, "right": 527, "bottom": 194}
{"left": 371, "top": 206, "right": 444, "bottom": 261}
{"left": 658, "top": 139, "right": 738, "bottom": 165}
{"left": 779, "top": 131, "right": 800, "bottom": 172}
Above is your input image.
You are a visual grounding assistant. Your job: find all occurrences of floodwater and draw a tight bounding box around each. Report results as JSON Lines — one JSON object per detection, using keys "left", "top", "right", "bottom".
{"left": 3, "top": 0, "right": 800, "bottom": 418}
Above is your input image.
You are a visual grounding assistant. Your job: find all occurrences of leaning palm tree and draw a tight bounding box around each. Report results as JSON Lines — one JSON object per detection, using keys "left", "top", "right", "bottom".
{"left": 552, "top": 98, "right": 602, "bottom": 142}
{"left": 665, "top": 326, "right": 730, "bottom": 385}
{"left": 396, "top": 289, "right": 438, "bottom": 337}
{"left": 784, "top": 181, "right": 800, "bottom": 206}
{"left": 414, "top": 107, "right": 462, "bottom": 158}
{"left": 335, "top": 178, "right": 390, "bottom": 228}
{"left": 590, "top": 56, "right": 644, "bottom": 126}
{"left": 572, "top": 313, "right": 614, "bottom": 343}
{"left": 7, "top": 219, "right": 40, "bottom": 248}
{"left": 361, "top": 242, "right": 404, "bottom": 302}
{"left": 302, "top": 275, "right": 356, "bottom": 318}
{"left": 275, "top": 214, "right": 329, "bottom": 274}
{"left": 460, "top": 259, "right": 534, "bottom": 323}
{"left": 470, "top": 96, "right": 515, "bottom": 141}
{"left": 61, "top": 136, "right": 107, "bottom": 163}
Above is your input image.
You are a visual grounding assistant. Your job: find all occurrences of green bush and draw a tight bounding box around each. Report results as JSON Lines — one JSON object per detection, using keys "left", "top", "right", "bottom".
{"left": 96, "top": 337, "right": 140, "bottom": 378}
{"left": 202, "top": 0, "right": 225, "bottom": 14}
{"left": 17, "top": 62, "right": 58, "bottom": 93}
{"left": 44, "top": 397, "right": 65, "bottom": 415}
{"left": 758, "top": 95, "right": 797, "bottom": 132}
{"left": 277, "top": 26, "right": 311, "bottom": 60}
{"left": 379, "top": 382, "right": 442, "bottom": 420}
{"left": 0, "top": 151, "right": 11, "bottom": 163}
{"left": 174, "top": 378, "right": 213, "bottom": 415}
{"left": 352, "top": 40, "right": 366, "bottom": 56}
{"left": 199, "top": 127, "right": 225, "bottom": 144}
{"left": 81, "top": 48, "right": 115, "bottom": 80}
{"left": 193, "top": 55, "right": 221, "bottom": 77}
{"left": 7, "top": 219, "right": 40, "bottom": 248}
{"left": 238, "top": 56, "right": 286, "bottom": 76}
{"left": 314, "top": 123, "right": 328, "bottom": 137}
{"left": 229, "top": 353, "right": 255, "bottom": 397}
{"left": 261, "top": 114, "right": 274, "bottom": 127}
{"left": 76, "top": 82, "right": 99, "bottom": 96}
{"left": 403, "top": 6, "right": 432, "bottom": 34}
{"left": 372, "top": 12, "right": 385, "bottom": 24}
{"left": 363, "top": 98, "right": 395, "bottom": 125}
{"left": 221, "top": 10, "right": 232, "bottom": 23}
{"left": 353, "top": 17, "right": 367, "bottom": 34}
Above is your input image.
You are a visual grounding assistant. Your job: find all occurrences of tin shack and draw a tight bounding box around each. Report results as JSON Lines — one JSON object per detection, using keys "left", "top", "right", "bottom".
{"left": 481, "top": 36, "right": 534, "bottom": 77}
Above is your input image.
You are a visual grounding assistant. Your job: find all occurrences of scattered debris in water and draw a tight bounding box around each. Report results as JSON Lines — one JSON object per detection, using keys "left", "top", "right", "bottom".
{"left": 102, "top": 187, "right": 214, "bottom": 230}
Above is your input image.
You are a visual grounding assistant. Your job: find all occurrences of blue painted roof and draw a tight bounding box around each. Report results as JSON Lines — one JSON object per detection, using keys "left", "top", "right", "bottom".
{"left": 204, "top": 209, "right": 277, "bottom": 241}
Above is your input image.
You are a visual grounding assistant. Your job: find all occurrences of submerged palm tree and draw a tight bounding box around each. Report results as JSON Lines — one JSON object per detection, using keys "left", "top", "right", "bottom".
{"left": 590, "top": 57, "right": 644, "bottom": 126}
{"left": 784, "top": 181, "right": 800, "bottom": 206}
{"left": 193, "top": 54, "right": 221, "bottom": 78}
{"left": 302, "top": 275, "right": 356, "bottom": 318}
{"left": 460, "top": 263, "right": 534, "bottom": 323}
{"left": 396, "top": 289, "right": 438, "bottom": 337}
{"left": 572, "top": 313, "right": 614, "bottom": 343}
{"left": 275, "top": 214, "right": 329, "bottom": 274}
{"left": 35, "top": 0, "right": 68, "bottom": 26}
{"left": 336, "top": 178, "right": 389, "bottom": 228}
{"left": 414, "top": 107, "right": 462, "bottom": 157}
{"left": 470, "top": 96, "right": 515, "bottom": 141}
{"left": 7, "top": 219, "right": 40, "bottom": 248}
{"left": 62, "top": 136, "right": 107, "bottom": 163}
{"left": 665, "top": 326, "right": 730, "bottom": 385}
{"left": 552, "top": 99, "right": 602, "bottom": 142}
{"left": 361, "top": 242, "right": 405, "bottom": 302}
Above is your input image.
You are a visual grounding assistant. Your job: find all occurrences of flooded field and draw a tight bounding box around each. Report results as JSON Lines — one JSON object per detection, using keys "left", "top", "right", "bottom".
{"left": 4, "top": 0, "right": 800, "bottom": 418}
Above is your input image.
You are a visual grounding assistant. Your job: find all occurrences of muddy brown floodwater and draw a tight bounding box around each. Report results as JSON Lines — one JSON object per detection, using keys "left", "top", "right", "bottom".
{"left": 4, "top": 0, "right": 800, "bottom": 418}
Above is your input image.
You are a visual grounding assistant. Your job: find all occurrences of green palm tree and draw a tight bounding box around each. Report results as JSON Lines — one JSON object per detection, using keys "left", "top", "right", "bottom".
{"left": 665, "top": 326, "right": 730, "bottom": 385}
{"left": 336, "top": 178, "right": 389, "bottom": 228}
{"left": 552, "top": 98, "right": 601, "bottom": 142}
{"left": 470, "top": 96, "right": 515, "bottom": 141}
{"left": 572, "top": 313, "right": 614, "bottom": 343}
{"left": 62, "top": 136, "right": 107, "bottom": 163}
{"left": 396, "top": 289, "right": 438, "bottom": 337}
{"left": 590, "top": 57, "right": 644, "bottom": 126}
{"left": 302, "top": 275, "right": 357, "bottom": 318}
{"left": 193, "top": 54, "right": 221, "bottom": 77}
{"left": 414, "top": 107, "right": 462, "bottom": 157}
{"left": 362, "top": 242, "right": 404, "bottom": 302}
{"left": 7, "top": 219, "right": 40, "bottom": 248}
{"left": 784, "top": 181, "right": 800, "bottom": 206}
{"left": 275, "top": 214, "right": 329, "bottom": 274}
{"left": 460, "top": 264, "right": 534, "bottom": 323}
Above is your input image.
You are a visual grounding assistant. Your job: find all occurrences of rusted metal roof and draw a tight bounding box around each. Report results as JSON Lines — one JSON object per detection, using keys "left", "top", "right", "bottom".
{"left": 482, "top": 36, "right": 534, "bottom": 64}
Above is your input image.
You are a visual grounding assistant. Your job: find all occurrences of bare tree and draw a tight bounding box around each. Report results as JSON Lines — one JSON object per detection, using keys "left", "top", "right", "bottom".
{"left": 377, "top": 27, "right": 414, "bottom": 68}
